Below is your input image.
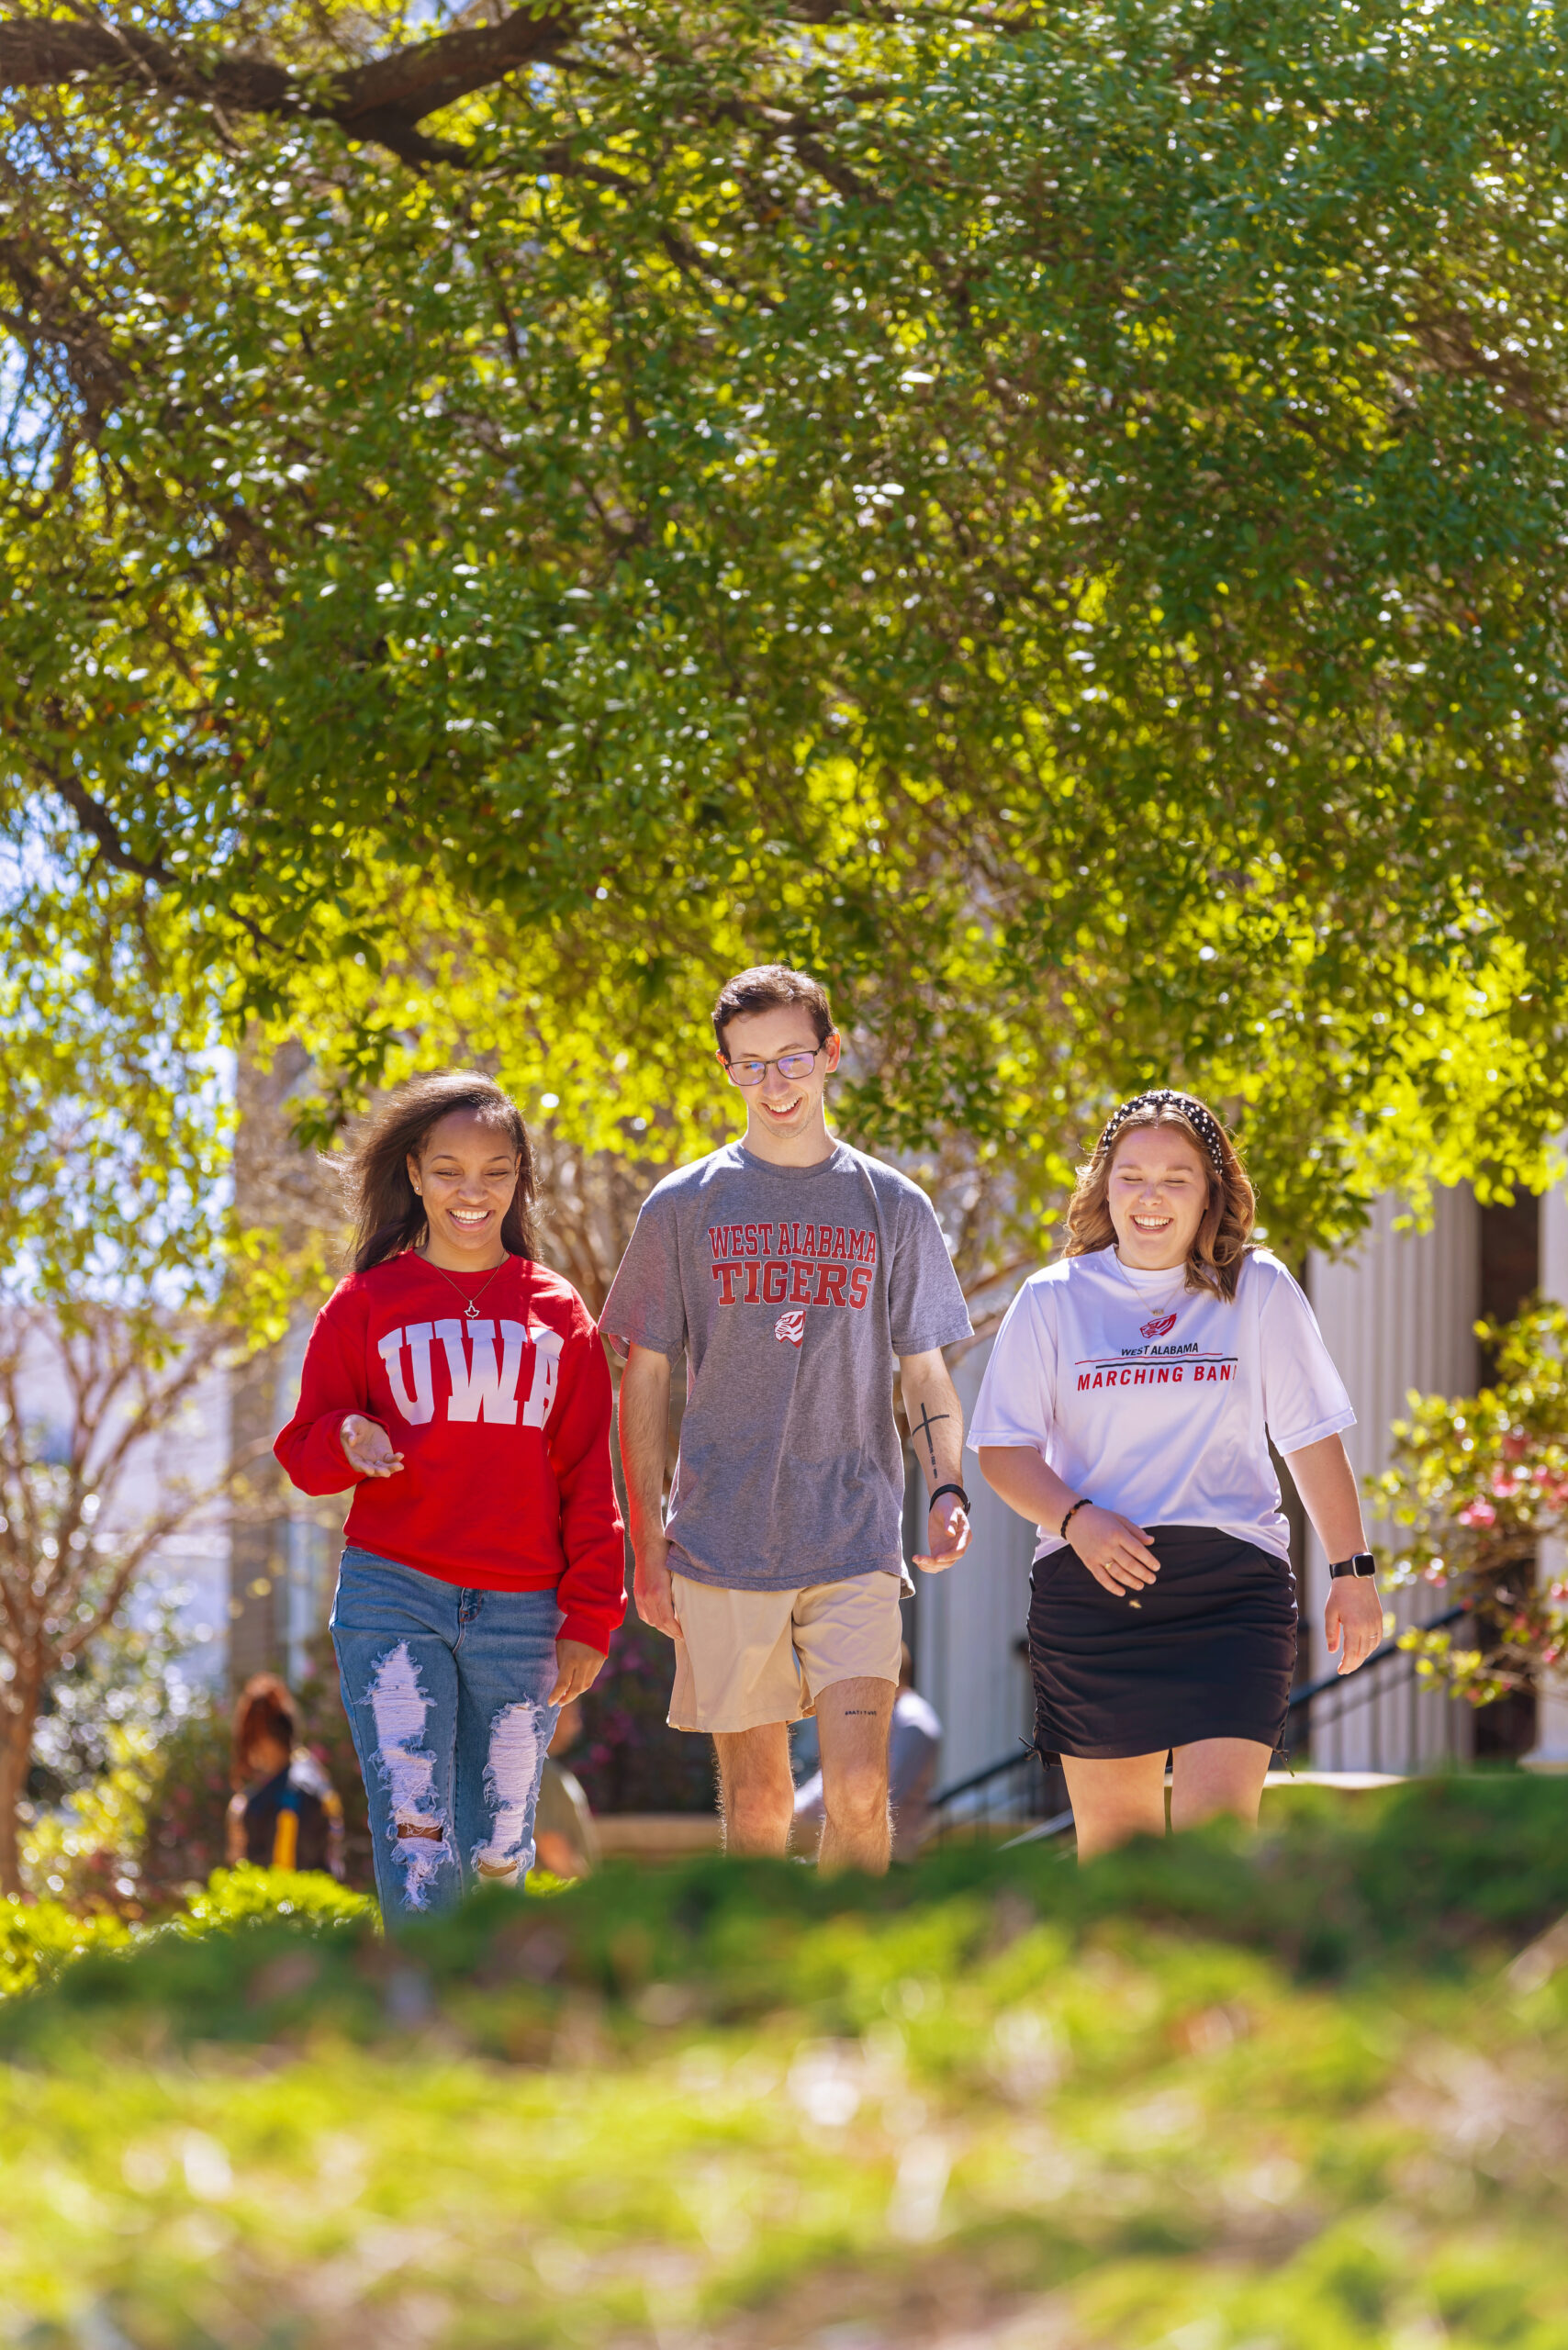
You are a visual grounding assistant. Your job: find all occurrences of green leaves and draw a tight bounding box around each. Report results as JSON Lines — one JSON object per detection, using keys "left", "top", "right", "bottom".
{"left": 1378, "top": 1302, "right": 1568, "bottom": 1704}
{"left": 5, "top": 1789, "right": 1568, "bottom": 2345}
{"left": 0, "top": 846, "right": 233, "bottom": 1315}
{"left": 4, "top": 0, "right": 1568, "bottom": 1258}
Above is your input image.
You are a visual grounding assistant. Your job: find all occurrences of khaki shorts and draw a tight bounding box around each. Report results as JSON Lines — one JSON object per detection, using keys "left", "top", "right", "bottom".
{"left": 668, "top": 1570, "right": 904, "bottom": 1734}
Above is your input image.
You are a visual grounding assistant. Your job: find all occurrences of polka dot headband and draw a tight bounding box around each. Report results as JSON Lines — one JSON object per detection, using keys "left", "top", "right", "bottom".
{"left": 1095, "top": 1090, "right": 1228, "bottom": 1176}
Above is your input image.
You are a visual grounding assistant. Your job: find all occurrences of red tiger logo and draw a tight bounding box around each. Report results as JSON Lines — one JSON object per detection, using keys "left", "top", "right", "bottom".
{"left": 1140, "top": 1311, "right": 1177, "bottom": 1339}
{"left": 775, "top": 1309, "right": 807, "bottom": 1347}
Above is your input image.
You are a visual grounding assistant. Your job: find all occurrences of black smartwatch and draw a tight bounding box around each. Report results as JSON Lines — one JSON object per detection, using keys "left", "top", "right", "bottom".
{"left": 1328, "top": 1552, "right": 1377, "bottom": 1579}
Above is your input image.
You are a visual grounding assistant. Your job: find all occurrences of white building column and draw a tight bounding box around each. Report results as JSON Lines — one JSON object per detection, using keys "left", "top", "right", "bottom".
{"left": 1305, "top": 1187, "right": 1480, "bottom": 1768}
{"left": 913, "top": 1337, "right": 1036, "bottom": 1789}
{"left": 1523, "top": 1145, "right": 1568, "bottom": 1773}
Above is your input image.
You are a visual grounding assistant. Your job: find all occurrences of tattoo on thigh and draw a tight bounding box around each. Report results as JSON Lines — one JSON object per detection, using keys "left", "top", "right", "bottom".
{"left": 842, "top": 1708, "right": 879, "bottom": 1717}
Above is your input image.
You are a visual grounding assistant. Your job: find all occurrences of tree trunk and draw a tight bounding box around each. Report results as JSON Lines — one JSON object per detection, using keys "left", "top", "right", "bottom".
{"left": 229, "top": 1043, "right": 308, "bottom": 1687}
{"left": 230, "top": 1041, "right": 350, "bottom": 1691}
{"left": 0, "top": 1679, "right": 41, "bottom": 1898}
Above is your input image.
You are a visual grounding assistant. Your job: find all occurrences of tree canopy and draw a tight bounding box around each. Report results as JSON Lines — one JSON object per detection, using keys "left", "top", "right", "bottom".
{"left": 5, "top": 0, "right": 1568, "bottom": 1259}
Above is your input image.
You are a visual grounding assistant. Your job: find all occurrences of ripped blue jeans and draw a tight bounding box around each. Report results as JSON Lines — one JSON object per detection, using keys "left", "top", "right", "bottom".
{"left": 330, "top": 1547, "right": 561, "bottom": 1920}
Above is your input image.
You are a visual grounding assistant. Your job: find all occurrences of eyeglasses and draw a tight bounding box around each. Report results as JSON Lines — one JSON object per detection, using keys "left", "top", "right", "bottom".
{"left": 723, "top": 1047, "right": 827, "bottom": 1087}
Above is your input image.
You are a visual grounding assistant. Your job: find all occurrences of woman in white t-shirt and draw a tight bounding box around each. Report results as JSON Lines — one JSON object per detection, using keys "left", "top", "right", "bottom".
{"left": 969, "top": 1090, "right": 1384, "bottom": 1859}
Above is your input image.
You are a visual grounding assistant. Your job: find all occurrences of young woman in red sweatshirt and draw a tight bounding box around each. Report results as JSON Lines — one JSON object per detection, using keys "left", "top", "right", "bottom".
{"left": 275, "top": 1071, "right": 625, "bottom": 1918}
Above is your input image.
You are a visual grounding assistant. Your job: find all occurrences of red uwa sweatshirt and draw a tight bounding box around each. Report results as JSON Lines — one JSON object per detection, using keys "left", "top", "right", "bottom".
{"left": 274, "top": 1253, "right": 626, "bottom": 1654}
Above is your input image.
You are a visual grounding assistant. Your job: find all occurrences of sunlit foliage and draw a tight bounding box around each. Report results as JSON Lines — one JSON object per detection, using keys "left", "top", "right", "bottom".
{"left": 1379, "top": 1303, "right": 1568, "bottom": 1703}
{"left": 4, "top": 0, "right": 1568, "bottom": 1251}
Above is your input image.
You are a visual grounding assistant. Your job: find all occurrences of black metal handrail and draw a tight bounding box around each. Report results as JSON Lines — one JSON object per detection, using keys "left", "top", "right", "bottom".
{"left": 1282, "top": 1603, "right": 1465, "bottom": 1720}
{"left": 925, "top": 1747, "right": 1067, "bottom": 1846}
{"left": 925, "top": 1601, "right": 1471, "bottom": 1845}
{"left": 928, "top": 1745, "right": 1039, "bottom": 1813}
{"left": 1282, "top": 1601, "right": 1469, "bottom": 1774}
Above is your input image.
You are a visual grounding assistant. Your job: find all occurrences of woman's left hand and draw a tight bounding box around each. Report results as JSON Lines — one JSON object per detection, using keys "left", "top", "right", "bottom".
{"left": 1325, "top": 1579, "right": 1386, "bottom": 1676}
{"left": 550, "top": 1639, "right": 606, "bottom": 1706}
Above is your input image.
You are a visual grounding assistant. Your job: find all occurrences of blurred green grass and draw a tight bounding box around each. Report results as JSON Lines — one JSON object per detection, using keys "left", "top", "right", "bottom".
{"left": 4, "top": 1777, "right": 1567, "bottom": 2349}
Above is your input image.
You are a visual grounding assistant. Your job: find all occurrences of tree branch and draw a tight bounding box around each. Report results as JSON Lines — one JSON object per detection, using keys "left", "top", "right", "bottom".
{"left": 43, "top": 766, "right": 176, "bottom": 885}
{"left": 705, "top": 94, "right": 879, "bottom": 203}
{"left": 1, "top": 4, "right": 581, "bottom": 165}
{"left": 0, "top": 230, "right": 129, "bottom": 424}
{"left": 32, "top": 756, "right": 307, "bottom": 967}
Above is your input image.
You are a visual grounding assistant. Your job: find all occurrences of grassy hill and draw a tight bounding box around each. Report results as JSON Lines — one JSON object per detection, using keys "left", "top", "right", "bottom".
{"left": 4, "top": 1777, "right": 1567, "bottom": 2349}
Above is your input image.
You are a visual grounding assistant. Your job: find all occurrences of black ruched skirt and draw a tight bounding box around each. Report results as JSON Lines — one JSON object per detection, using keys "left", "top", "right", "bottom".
{"left": 1027, "top": 1523, "right": 1297, "bottom": 1762}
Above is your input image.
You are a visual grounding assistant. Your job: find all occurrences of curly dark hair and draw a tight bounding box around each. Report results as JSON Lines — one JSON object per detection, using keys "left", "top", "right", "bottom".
{"left": 1065, "top": 1092, "right": 1255, "bottom": 1302}
{"left": 334, "top": 1071, "right": 539, "bottom": 1274}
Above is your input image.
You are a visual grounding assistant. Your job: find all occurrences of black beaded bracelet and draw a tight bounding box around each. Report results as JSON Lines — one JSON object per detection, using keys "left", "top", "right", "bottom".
{"left": 929, "top": 1482, "right": 970, "bottom": 1513}
{"left": 1059, "top": 1497, "right": 1093, "bottom": 1539}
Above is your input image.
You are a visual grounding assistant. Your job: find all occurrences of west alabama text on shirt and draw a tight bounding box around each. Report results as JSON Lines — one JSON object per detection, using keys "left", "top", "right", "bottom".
{"left": 704, "top": 1220, "right": 877, "bottom": 1311}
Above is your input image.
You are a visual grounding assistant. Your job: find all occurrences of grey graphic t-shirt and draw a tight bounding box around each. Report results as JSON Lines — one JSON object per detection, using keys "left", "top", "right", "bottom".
{"left": 599, "top": 1142, "right": 972, "bottom": 1592}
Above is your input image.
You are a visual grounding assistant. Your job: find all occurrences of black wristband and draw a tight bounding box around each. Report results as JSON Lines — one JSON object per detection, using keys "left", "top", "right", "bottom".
{"left": 929, "top": 1482, "right": 969, "bottom": 1513}
{"left": 1329, "top": 1552, "right": 1378, "bottom": 1579}
{"left": 1059, "top": 1497, "right": 1093, "bottom": 1539}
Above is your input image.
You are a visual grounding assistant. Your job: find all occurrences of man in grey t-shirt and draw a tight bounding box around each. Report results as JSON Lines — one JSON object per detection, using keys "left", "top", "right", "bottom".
{"left": 600, "top": 962, "right": 974, "bottom": 1875}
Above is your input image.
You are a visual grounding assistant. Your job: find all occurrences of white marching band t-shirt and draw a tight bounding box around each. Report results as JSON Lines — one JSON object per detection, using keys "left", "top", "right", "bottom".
{"left": 967, "top": 1247, "right": 1355, "bottom": 1563}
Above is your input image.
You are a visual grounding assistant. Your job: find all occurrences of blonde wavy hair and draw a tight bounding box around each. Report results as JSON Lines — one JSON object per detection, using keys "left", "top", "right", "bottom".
{"left": 1065, "top": 1090, "right": 1256, "bottom": 1302}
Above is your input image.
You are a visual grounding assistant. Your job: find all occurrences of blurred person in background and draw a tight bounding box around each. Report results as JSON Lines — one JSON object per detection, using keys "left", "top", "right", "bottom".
{"left": 533, "top": 1696, "right": 601, "bottom": 1880}
{"left": 793, "top": 1646, "right": 943, "bottom": 1861}
{"left": 226, "top": 1673, "right": 344, "bottom": 1879}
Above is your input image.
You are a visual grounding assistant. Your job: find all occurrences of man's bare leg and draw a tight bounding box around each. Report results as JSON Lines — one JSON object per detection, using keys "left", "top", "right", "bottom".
{"left": 815, "top": 1676, "right": 896, "bottom": 1875}
{"left": 712, "top": 1723, "right": 795, "bottom": 1856}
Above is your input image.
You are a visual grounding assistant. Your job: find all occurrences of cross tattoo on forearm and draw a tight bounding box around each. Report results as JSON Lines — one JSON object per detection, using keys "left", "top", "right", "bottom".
{"left": 910, "top": 1400, "right": 950, "bottom": 1478}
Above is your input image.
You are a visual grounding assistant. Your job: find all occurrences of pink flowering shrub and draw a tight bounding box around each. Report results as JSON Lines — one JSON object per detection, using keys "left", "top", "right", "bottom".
{"left": 1376, "top": 1304, "right": 1568, "bottom": 1704}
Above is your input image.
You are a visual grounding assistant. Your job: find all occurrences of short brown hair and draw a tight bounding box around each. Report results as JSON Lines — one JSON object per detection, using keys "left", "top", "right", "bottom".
{"left": 332, "top": 1070, "right": 538, "bottom": 1274}
{"left": 711, "top": 965, "right": 834, "bottom": 1056}
{"left": 1065, "top": 1091, "right": 1256, "bottom": 1302}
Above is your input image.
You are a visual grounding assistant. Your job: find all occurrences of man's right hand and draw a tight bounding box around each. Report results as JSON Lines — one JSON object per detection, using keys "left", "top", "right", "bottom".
{"left": 340, "top": 1414, "right": 405, "bottom": 1480}
{"left": 633, "top": 1534, "right": 680, "bottom": 1639}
